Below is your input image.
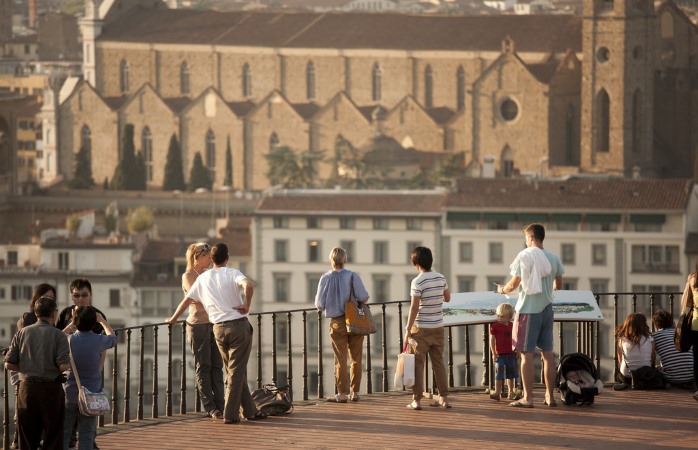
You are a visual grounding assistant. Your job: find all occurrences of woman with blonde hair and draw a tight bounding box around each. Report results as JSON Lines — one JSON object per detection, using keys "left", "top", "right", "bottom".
{"left": 315, "top": 247, "right": 370, "bottom": 403}
{"left": 614, "top": 312, "right": 656, "bottom": 390}
{"left": 680, "top": 257, "right": 698, "bottom": 402}
{"left": 178, "top": 242, "right": 225, "bottom": 419}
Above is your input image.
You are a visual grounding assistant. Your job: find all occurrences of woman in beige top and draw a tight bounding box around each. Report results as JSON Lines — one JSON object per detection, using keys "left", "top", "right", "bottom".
{"left": 180, "top": 242, "right": 225, "bottom": 419}
{"left": 679, "top": 257, "right": 698, "bottom": 403}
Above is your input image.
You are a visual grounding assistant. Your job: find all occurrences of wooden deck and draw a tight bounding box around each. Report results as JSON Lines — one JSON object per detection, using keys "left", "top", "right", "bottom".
{"left": 94, "top": 386, "right": 697, "bottom": 449}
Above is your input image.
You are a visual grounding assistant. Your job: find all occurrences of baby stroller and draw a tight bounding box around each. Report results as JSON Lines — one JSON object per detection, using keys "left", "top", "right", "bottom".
{"left": 556, "top": 352, "right": 603, "bottom": 405}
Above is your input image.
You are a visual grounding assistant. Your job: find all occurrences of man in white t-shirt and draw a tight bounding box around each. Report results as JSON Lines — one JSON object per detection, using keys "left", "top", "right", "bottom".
{"left": 167, "top": 243, "right": 266, "bottom": 424}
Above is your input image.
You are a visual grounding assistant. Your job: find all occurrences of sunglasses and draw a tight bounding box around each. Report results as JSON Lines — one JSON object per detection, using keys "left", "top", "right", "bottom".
{"left": 197, "top": 243, "right": 210, "bottom": 256}
{"left": 72, "top": 292, "right": 90, "bottom": 299}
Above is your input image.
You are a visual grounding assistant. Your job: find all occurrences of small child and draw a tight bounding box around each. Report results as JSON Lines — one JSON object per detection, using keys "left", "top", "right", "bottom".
{"left": 565, "top": 369, "right": 603, "bottom": 395}
{"left": 489, "top": 303, "right": 519, "bottom": 401}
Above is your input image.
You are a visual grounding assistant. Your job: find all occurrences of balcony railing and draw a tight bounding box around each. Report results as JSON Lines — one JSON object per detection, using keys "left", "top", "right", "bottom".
{"left": 0, "top": 291, "right": 682, "bottom": 450}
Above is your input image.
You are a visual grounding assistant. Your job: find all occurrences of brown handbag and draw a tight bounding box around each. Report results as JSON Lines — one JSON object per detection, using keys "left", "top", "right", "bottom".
{"left": 344, "top": 274, "right": 377, "bottom": 335}
{"left": 674, "top": 307, "right": 693, "bottom": 352}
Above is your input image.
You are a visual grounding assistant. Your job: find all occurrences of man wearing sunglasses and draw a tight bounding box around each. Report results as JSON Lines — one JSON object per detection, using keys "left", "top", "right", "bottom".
{"left": 57, "top": 278, "right": 108, "bottom": 335}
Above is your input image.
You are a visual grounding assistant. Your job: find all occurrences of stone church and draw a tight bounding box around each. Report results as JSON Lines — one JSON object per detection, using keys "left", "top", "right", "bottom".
{"left": 41, "top": 0, "right": 698, "bottom": 191}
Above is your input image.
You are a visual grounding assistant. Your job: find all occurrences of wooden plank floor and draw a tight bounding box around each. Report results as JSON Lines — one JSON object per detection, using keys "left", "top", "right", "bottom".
{"left": 95, "top": 387, "right": 697, "bottom": 449}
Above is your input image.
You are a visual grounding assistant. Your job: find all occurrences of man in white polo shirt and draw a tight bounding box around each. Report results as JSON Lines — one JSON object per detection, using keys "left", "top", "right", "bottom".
{"left": 167, "top": 243, "right": 266, "bottom": 424}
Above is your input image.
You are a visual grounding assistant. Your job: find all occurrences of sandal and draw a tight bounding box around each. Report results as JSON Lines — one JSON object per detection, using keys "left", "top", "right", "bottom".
{"left": 428, "top": 401, "right": 452, "bottom": 408}
{"left": 406, "top": 401, "right": 422, "bottom": 410}
{"left": 326, "top": 394, "right": 348, "bottom": 403}
{"left": 245, "top": 411, "right": 268, "bottom": 421}
{"left": 509, "top": 400, "right": 534, "bottom": 408}
{"left": 209, "top": 409, "right": 224, "bottom": 419}
{"left": 489, "top": 393, "right": 501, "bottom": 401}
{"left": 348, "top": 393, "right": 360, "bottom": 402}
{"left": 543, "top": 400, "right": 558, "bottom": 407}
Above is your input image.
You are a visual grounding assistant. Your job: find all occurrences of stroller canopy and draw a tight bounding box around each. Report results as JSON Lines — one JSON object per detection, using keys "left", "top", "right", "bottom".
{"left": 556, "top": 352, "right": 598, "bottom": 385}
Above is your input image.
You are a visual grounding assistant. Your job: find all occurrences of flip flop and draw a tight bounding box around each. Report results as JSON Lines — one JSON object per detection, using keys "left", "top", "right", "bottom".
{"left": 509, "top": 400, "right": 534, "bottom": 408}
{"left": 543, "top": 400, "right": 558, "bottom": 407}
{"left": 326, "top": 394, "right": 348, "bottom": 403}
{"left": 406, "top": 401, "right": 422, "bottom": 410}
{"left": 245, "top": 411, "right": 268, "bottom": 421}
{"left": 428, "top": 401, "right": 452, "bottom": 408}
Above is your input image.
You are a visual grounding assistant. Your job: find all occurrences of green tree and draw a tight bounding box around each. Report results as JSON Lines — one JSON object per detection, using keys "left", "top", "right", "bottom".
{"left": 435, "top": 151, "right": 465, "bottom": 185}
{"left": 66, "top": 215, "right": 81, "bottom": 237}
{"left": 111, "top": 124, "right": 138, "bottom": 190}
{"left": 188, "top": 152, "right": 212, "bottom": 191}
{"left": 134, "top": 151, "right": 147, "bottom": 190}
{"left": 224, "top": 136, "right": 233, "bottom": 187}
{"left": 62, "top": 0, "right": 85, "bottom": 16}
{"left": 163, "top": 134, "right": 186, "bottom": 191}
{"left": 67, "top": 144, "right": 94, "bottom": 189}
{"left": 265, "top": 146, "right": 324, "bottom": 188}
{"left": 125, "top": 206, "right": 154, "bottom": 234}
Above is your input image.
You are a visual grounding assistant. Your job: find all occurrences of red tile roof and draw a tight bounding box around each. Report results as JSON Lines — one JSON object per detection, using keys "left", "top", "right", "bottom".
{"left": 447, "top": 178, "right": 693, "bottom": 210}
{"left": 98, "top": 9, "right": 582, "bottom": 53}
{"left": 257, "top": 190, "right": 446, "bottom": 215}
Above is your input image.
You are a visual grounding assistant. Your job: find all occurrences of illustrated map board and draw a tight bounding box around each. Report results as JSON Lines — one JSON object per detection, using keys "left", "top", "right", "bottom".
{"left": 442, "top": 290, "right": 603, "bottom": 326}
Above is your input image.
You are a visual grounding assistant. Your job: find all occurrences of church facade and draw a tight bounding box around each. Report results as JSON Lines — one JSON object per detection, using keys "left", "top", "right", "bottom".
{"left": 41, "top": 0, "right": 698, "bottom": 191}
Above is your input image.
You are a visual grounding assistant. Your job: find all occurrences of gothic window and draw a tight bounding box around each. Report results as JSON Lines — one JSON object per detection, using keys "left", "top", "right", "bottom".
{"left": 119, "top": 59, "right": 129, "bottom": 94}
{"left": 457, "top": 66, "right": 465, "bottom": 111}
{"left": 565, "top": 104, "right": 574, "bottom": 164}
{"left": 242, "top": 63, "right": 252, "bottom": 97}
{"left": 424, "top": 65, "right": 433, "bottom": 108}
{"left": 632, "top": 90, "right": 642, "bottom": 154}
{"left": 80, "top": 125, "right": 91, "bottom": 154}
{"left": 306, "top": 61, "right": 315, "bottom": 101}
{"left": 595, "top": 89, "right": 610, "bottom": 153}
{"left": 142, "top": 127, "right": 153, "bottom": 182}
{"left": 660, "top": 12, "right": 674, "bottom": 39}
{"left": 371, "top": 63, "right": 381, "bottom": 103}
{"left": 269, "top": 132, "right": 279, "bottom": 151}
{"left": 501, "top": 145, "right": 514, "bottom": 178}
{"left": 205, "top": 129, "right": 216, "bottom": 183}
{"left": 180, "top": 62, "right": 190, "bottom": 95}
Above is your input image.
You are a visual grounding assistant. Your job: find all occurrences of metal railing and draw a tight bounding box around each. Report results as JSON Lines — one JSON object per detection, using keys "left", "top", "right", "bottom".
{"left": 0, "top": 291, "right": 683, "bottom": 450}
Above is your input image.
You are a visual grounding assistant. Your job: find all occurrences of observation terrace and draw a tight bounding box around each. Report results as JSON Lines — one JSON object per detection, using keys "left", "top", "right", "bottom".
{"left": 2, "top": 292, "right": 695, "bottom": 449}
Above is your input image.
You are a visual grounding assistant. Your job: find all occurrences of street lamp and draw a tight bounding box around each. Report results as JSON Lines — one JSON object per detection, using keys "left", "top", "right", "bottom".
{"left": 173, "top": 189, "right": 183, "bottom": 239}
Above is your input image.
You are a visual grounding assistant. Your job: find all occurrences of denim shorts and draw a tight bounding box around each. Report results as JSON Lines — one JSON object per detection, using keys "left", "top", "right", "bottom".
{"left": 495, "top": 353, "right": 519, "bottom": 380}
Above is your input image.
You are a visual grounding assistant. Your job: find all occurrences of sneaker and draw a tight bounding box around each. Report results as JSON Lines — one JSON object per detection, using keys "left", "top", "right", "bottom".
{"left": 613, "top": 382, "right": 629, "bottom": 391}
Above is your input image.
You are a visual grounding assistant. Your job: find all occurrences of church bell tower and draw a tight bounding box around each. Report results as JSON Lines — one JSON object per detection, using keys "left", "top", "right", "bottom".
{"left": 580, "top": 0, "right": 655, "bottom": 177}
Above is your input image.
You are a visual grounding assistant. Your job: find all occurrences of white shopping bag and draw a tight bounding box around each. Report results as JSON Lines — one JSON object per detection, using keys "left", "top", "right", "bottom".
{"left": 394, "top": 343, "right": 415, "bottom": 388}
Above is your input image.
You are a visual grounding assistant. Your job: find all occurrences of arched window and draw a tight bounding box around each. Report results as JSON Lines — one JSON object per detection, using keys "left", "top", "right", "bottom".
{"left": 424, "top": 65, "right": 433, "bottom": 108}
{"left": 119, "top": 59, "right": 129, "bottom": 94}
{"left": 242, "top": 63, "right": 252, "bottom": 97}
{"left": 142, "top": 127, "right": 153, "bottom": 182}
{"left": 269, "top": 132, "right": 279, "bottom": 152}
{"left": 80, "top": 125, "right": 91, "bottom": 153}
{"left": 206, "top": 129, "right": 216, "bottom": 182}
{"left": 501, "top": 145, "right": 514, "bottom": 178}
{"left": 565, "top": 104, "right": 574, "bottom": 164}
{"left": 595, "top": 89, "right": 610, "bottom": 153}
{"left": 180, "top": 62, "right": 190, "bottom": 95}
{"left": 371, "top": 63, "right": 381, "bottom": 103}
{"left": 306, "top": 61, "right": 315, "bottom": 101}
{"left": 632, "top": 90, "right": 642, "bottom": 154}
{"left": 457, "top": 66, "right": 465, "bottom": 111}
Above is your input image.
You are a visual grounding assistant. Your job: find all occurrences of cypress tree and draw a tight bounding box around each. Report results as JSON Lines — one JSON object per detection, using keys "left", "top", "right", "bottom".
{"left": 224, "top": 135, "right": 233, "bottom": 187}
{"left": 68, "top": 144, "right": 94, "bottom": 189}
{"left": 188, "top": 152, "right": 212, "bottom": 191}
{"left": 134, "top": 151, "right": 147, "bottom": 191}
{"left": 111, "top": 124, "right": 137, "bottom": 190}
{"left": 163, "top": 133, "right": 186, "bottom": 191}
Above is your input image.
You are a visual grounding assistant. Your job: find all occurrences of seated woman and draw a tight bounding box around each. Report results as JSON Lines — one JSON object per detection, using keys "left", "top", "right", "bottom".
{"left": 652, "top": 310, "right": 695, "bottom": 388}
{"left": 614, "top": 313, "right": 656, "bottom": 391}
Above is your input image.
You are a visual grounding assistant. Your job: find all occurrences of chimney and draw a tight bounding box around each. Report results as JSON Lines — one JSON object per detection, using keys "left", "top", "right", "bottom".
{"left": 28, "top": 0, "right": 37, "bottom": 29}
{"left": 482, "top": 155, "right": 496, "bottom": 179}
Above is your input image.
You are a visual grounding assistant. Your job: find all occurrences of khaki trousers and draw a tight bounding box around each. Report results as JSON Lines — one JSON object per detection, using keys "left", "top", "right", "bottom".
{"left": 410, "top": 325, "right": 449, "bottom": 401}
{"left": 212, "top": 318, "right": 257, "bottom": 422}
{"left": 329, "top": 316, "right": 364, "bottom": 395}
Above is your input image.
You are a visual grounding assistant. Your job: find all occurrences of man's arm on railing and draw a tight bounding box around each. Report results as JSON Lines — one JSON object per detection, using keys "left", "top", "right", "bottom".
{"left": 166, "top": 297, "right": 196, "bottom": 324}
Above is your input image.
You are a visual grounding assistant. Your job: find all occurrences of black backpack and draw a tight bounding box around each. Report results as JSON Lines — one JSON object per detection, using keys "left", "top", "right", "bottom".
{"left": 251, "top": 384, "right": 293, "bottom": 416}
